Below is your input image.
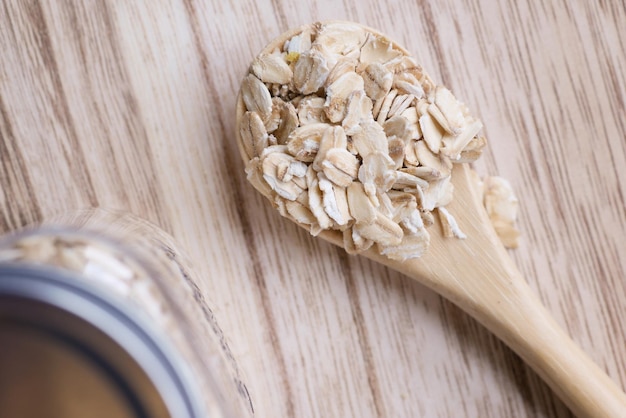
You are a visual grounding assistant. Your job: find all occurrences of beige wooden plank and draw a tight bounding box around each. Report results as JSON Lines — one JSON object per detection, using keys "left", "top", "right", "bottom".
{"left": 1, "top": 1, "right": 624, "bottom": 417}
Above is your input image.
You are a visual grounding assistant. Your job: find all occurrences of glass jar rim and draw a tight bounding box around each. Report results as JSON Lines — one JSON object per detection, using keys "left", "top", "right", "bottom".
{"left": 0, "top": 264, "right": 207, "bottom": 418}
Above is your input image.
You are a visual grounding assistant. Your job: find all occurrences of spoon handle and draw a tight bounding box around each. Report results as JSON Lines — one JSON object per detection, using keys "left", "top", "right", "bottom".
{"left": 398, "top": 250, "right": 626, "bottom": 418}
{"left": 479, "top": 269, "right": 626, "bottom": 418}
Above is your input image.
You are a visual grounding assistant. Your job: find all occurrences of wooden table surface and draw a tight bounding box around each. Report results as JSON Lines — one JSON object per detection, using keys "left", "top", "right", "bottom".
{"left": 1, "top": 1, "right": 625, "bottom": 417}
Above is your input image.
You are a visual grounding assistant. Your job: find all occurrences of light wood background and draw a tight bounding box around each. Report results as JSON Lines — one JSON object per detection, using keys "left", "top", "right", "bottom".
{"left": 1, "top": 1, "right": 625, "bottom": 417}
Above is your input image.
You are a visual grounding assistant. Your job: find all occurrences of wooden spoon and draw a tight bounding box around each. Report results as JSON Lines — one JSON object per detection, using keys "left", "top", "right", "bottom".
{"left": 235, "top": 22, "right": 626, "bottom": 417}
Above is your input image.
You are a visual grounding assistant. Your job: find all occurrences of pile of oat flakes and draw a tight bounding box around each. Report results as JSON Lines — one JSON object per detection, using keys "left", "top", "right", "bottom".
{"left": 238, "top": 22, "right": 504, "bottom": 261}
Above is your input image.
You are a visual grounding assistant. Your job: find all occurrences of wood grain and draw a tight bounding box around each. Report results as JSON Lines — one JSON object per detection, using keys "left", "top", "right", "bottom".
{"left": 1, "top": 1, "right": 624, "bottom": 417}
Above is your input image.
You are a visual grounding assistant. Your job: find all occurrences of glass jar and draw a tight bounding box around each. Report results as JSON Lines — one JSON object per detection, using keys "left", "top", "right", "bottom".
{"left": 0, "top": 209, "right": 254, "bottom": 418}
